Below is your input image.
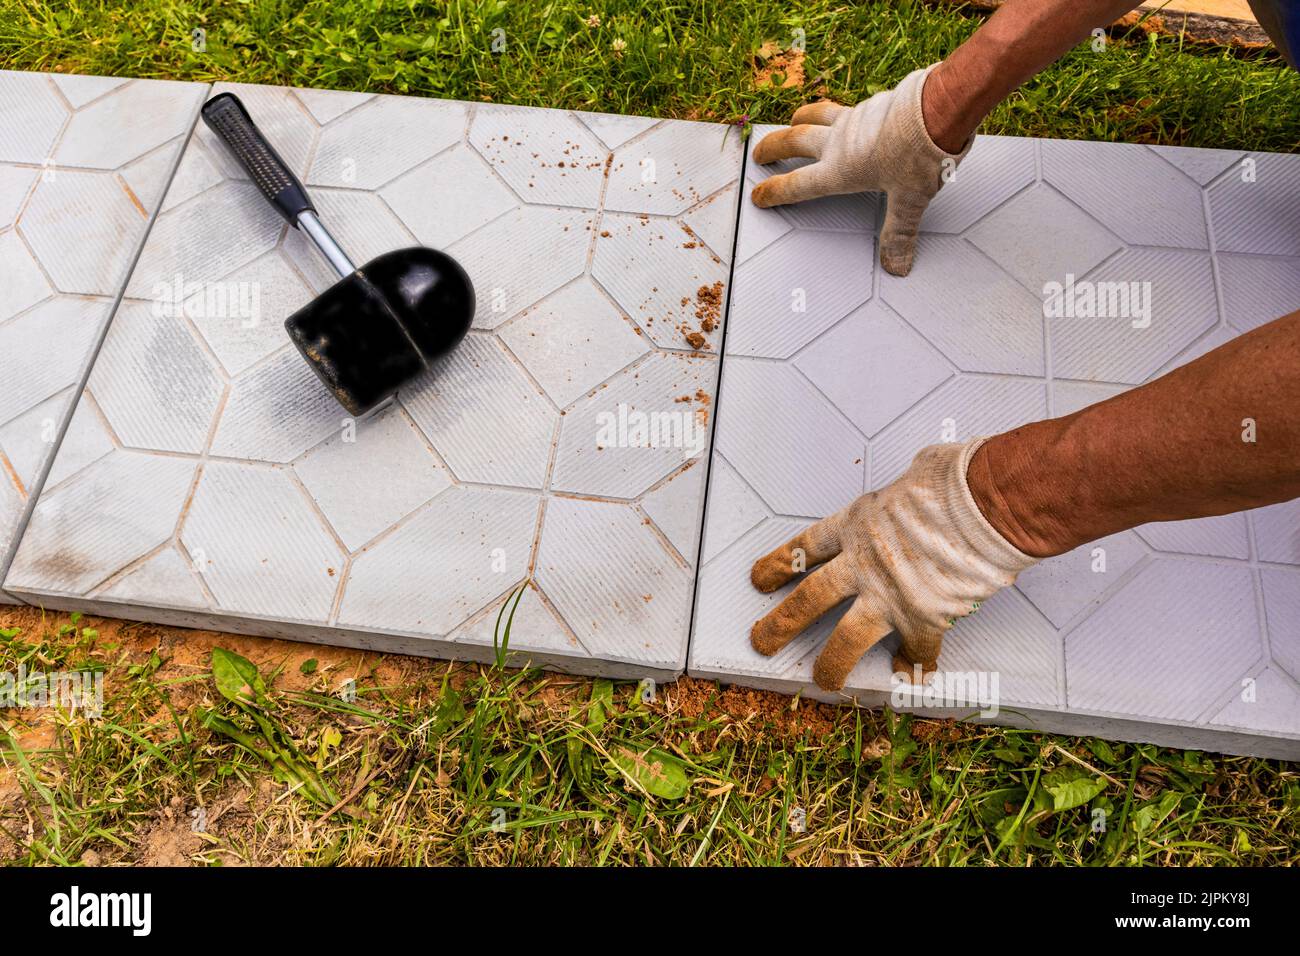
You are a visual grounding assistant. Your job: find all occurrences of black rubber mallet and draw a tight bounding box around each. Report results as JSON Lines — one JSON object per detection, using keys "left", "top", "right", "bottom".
{"left": 200, "top": 92, "right": 474, "bottom": 415}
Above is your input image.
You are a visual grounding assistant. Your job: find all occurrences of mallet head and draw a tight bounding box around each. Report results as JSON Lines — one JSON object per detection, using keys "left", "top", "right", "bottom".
{"left": 200, "top": 92, "right": 475, "bottom": 416}
{"left": 286, "top": 247, "right": 474, "bottom": 416}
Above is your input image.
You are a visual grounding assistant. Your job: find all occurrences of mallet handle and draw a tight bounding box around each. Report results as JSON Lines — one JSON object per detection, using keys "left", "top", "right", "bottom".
{"left": 201, "top": 92, "right": 356, "bottom": 278}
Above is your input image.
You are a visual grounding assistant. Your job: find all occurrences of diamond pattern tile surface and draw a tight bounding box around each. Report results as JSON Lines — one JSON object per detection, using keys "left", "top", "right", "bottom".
{"left": 6, "top": 81, "right": 743, "bottom": 678}
{"left": 691, "top": 129, "right": 1300, "bottom": 758}
{"left": 0, "top": 71, "right": 206, "bottom": 602}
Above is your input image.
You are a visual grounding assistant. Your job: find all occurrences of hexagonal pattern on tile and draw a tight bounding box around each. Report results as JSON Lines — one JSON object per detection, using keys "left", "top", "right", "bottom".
{"left": 696, "top": 134, "right": 1298, "bottom": 756}
{"left": 726, "top": 228, "right": 873, "bottom": 359}
{"left": 1064, "top": 559, "right": 1261, "bottom": 722}
{"left": 1211, "top": 667, "right": 1300, "bottom": 736}
{"left": 51, "top": 74, "right": 129, "bottom": 110}
{"left": 881, "top": 235, "right": 1045, "bottom": 376}
{"left": 469, "top": 105, "right": 607, "bottom": 208}
{"left": 0, "top": 229, "right": 52, "bottom": 318}
{"left": 210, "top": 349, "right": 343, "bottom": 464}
{"left": 448, "top": 204, "right": 591, "bottom": 329}
{"left": 1252, "top": 498, "right": 1300, "bottom": 566}
{"left": 20, "top": 170, "right": 146, "bottom": 295}
{"left": 550, "top": 352, "right": 714, "bottom": 499}
{"left": 182, "top": 461, "right": 345, "bottom": 621}
{"left": 794, "top": 301, "right": 953, "bottom": 438}
{"left": 966, "top": 183, "right": 1122, "bottom": 294}
{"left": 1048, "top": 248, "right": 1217, "bottom": 385}
{"left": 1150, "top": 145, "right": 1243, "bottom": 186}
{"left": 574, "top": 112, "right": 658, "bottom": 150}
{"left": 0, "top": 166, "right": 36, "bottom": 228}
{"left": 919, "top": 134, "right": 1036, "bottom": 235}
{"left": 401, "top": 333, "right": 556, "bottom": 489}
{"left": 734, "top": 181, "right": 793, "bottom": 265}
{"left": 591, "top": 211, "right": 730, "bottom": 351}
{"left": 0, "top": 297, "right": 106, "bottom": 424}
{"left": 154, "top": 140, "right": 223, "bottom": 213}
{"left": 869, "top": 376, "right": 1047, "bottom": 487}
{"left": 699, "top": 455, "right": 769, "bottom": 564}
{"left": 534, "top": 496, "right": 691, "bottom": 667}
{"left": 714, "top": 358, "right": 865, "bottom": 517}
{"left": 681, "top": 185, "right": 739, "bottom": 257}
{"left": 604, "top": 122, "right": 744, "bottom": 216}
{"left": 1135, "top": 513, "right": 1251, "bottom": 560}
{"left": 43, "top": 392, "right": 115, "bottom": 489}
{"left": 446, "top": 582, "right": 584, "bottom": 658}
{"left": 1042, "top": 139, "right": 1208, "bottom": 248}
{"left": 308, "top": 94, "right": 465, "bottom": 190}
{"left": 0, "top": 71, "right": 69, "bottom": 164}
{"left": 184, "top": 251, "right": 306, "bottom": 375}
{"left": 338, "top": 485, "right": 537, "bottom": 635}
{"left": 380, "top": 145, "right": 517, "bottom": 249}
{"left": 1015, "top": 531, "right": 1148, "bottom": 629}
{"left": 294, "top": 404, "right": 452, "bottom": 551}
{"left": 127, "top": 180, "right": 285, "bottom": 298}
{"left": 96, "top": 545, "right": 208, "bottom": 610}
{"left": 293, "top": 88, "right": 374, "bottom": 126}
{"left": 55, "top": 80, "right": 201, "bottom": 170}
{"left": 1206, "top": 153, "right": 1300, "bottom": 256}
{"left": 0, "top": 390, "right": 67, "bottom": 492}
{"left": 929, "top": 586, "right": 1063, "bottom": 708}
{"left": 641, "top": 461, "right": 707, "bottom": 563}
{"left": 1218, "top": 254, "right": 1300, "bottom": 334}
{"left": 6, "top": 449, "right": 197, "bottom": 596}
{"left": 1259, "top": 567, "right": 1299, "bottom": 683}
{"left": 86, "top": 300, "right": 225, "bottom": 454}
{"left": 497, "top": 277, "right": 649, "bottom": 408}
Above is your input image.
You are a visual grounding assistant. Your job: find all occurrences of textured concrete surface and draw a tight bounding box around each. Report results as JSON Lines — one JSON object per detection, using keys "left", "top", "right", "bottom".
{"left": 690, "top": 128, "right": 1300, "bottom": 758}
{"left": 0, "top": 71, "right": 206, "bottom": 602}
{"left": 5, "top": 82, "right": 742, "bottom": 677}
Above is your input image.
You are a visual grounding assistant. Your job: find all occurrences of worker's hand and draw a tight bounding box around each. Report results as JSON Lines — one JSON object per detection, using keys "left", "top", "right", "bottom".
{"left": 749, "top": 439, "right": 1037, "bottom": 691}
{"left": 750, "top": 65, "right": 971, "bottom": 277}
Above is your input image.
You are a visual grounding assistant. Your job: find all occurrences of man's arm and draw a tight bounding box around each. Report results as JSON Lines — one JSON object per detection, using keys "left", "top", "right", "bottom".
{"left": 922, "top": 0, "right": 1143, "bottom": 152}
{"left": 970, "top": 310, "right": 1300, "bottom": 557}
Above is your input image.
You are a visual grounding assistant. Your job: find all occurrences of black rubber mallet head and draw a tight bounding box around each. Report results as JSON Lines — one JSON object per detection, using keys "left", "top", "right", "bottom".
{"left": 200, "top": 92, "right": 474, "bottom": 416}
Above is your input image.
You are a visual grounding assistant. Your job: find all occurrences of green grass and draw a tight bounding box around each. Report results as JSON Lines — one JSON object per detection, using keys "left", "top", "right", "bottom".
{"left": 0, "top": 0, "right": 1296, "bottom": 865}
{"left": 0, "top": 0, "right": 1298, "bottom": 150}
{"left": 0, "top": 610, "right": 1296, "bottom": 865}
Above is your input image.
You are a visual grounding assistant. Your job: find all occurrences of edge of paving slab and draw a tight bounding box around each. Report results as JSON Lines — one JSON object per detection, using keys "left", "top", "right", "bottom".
{"left": 679, "top": 133, "right": 752, "bottom": 676}
{"left": 686, "top": 665, "right": 1300, "bottom": 761}
{"left": 6, "top": 588, "right": 685, "bottom": 682}
{"left": 0, "top": 79, "right": 212, "bottom": 605}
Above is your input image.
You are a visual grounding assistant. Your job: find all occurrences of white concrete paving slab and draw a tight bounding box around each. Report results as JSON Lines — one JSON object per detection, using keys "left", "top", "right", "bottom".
{"left": 0, "top": 71, "right": 206, "bottom": 602}
{"left": 5, "top": 82, "right": 743, "bottom": 679}
{"left": 690, "top": 129, "right": 1300, "bottom": 759}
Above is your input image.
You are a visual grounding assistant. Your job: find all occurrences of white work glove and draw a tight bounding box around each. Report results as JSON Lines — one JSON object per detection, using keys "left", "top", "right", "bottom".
{"left": 750, "top": 65, "right": 972, "bottom": 277}
{"left": 749, "top": 439, "right": 1037, "bottom": 691}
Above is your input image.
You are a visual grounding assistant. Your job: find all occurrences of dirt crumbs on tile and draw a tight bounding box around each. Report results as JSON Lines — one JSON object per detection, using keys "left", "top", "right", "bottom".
{"left": 677, "top": 280, "right": 725, "bottom": 350}
{"left": 695, "top": 281, "right": 723, "bottom": 333}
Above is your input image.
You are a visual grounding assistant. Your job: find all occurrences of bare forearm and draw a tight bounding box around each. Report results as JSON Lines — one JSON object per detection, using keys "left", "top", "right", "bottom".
{"left": 922, "top": 0, "right": 1142, "bottom": 152}
{"left": 969, "top": 312, "right": 1300, "bottom": 557}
